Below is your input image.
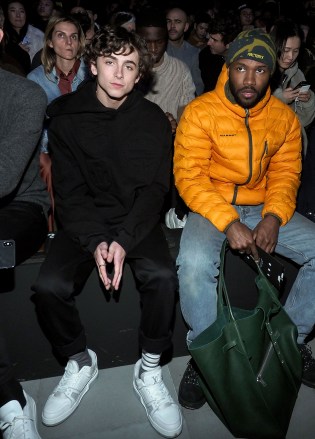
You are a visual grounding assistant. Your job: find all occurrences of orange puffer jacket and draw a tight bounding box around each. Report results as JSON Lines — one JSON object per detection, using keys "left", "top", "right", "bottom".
{"left": 174, "top": 65, "right": 302, "bottom": 232}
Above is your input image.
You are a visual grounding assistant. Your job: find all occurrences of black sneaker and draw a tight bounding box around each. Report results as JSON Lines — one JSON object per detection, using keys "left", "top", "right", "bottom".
{"left": 178, "top": 359, "right": 206, "bottom": 409}
{"left": 298, "top": 343, "right": 315, "bottom": 388}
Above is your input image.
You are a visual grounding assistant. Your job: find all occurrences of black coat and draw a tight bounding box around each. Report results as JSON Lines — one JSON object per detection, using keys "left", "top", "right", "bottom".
{"left": 47, "top": 79, "right": 173, "bottom": 254}
{"left": 199, "top": 48, "right": 225, "bottom": 93}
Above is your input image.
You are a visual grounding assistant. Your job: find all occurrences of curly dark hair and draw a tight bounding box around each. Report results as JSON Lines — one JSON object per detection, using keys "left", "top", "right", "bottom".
{"left": 84, "top": 24, "right": 153, "bottom": 79}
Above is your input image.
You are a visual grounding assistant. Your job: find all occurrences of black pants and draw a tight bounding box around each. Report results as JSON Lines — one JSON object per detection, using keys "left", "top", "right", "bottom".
{"left": 0, "top": 201, "right": 47, "bottom": 406}
{"left": 32, "top": 225, "right": 178, "bottom": 359}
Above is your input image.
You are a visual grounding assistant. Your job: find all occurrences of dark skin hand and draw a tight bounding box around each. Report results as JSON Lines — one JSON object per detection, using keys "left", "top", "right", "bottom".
{"left": 253, "top": 215, "right": 280, "bottom": 254}
{"left": 226, "top": 215, "right": 280, "bottom": 261}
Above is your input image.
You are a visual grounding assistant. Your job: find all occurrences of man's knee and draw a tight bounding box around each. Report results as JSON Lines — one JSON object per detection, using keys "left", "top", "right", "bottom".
{"left": 178, "top": 248, "right": 214, "bottom": 274}
{"left": 155, "top": 261, "right": 178, "bottom": 289}
{"left": 142, "top": 261, "right": 178, "bottom": 293}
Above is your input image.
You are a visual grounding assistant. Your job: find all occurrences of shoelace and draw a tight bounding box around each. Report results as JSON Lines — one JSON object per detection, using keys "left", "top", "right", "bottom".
{"left": 55, "top": 366, "right": 81, "bottom": 393}
{"left": 184, "top": 362, "right": 200, "bottom": 386}
{"left": 0, "top": 416, "right": 32, "bottom": 437}
{"left": 144, "top": 373, "right": 173, "bottom": 408}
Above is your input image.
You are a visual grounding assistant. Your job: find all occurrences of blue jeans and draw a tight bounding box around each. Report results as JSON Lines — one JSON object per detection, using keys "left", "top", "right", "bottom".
{"left": 177, "top": 206, "right": 315, "bottom": 345}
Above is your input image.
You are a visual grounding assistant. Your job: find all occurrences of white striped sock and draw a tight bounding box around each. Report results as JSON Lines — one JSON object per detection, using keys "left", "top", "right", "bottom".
{"left": 140, "top": 351, "right": 161, "bottom": 374}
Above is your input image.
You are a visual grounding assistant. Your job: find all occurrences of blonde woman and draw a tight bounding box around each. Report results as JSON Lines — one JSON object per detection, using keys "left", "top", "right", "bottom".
{"left": 27, "top": 14, "right": 90, "bottom": 231}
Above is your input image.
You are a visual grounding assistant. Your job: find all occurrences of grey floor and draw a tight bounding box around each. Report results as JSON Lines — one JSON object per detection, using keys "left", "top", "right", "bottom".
{"left": 21, "top": 339, "right": 315, "bottom": 439}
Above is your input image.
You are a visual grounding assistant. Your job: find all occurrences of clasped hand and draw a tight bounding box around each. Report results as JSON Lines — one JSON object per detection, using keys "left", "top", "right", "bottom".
{"left": 226, "top": 215, "right": 280, "bottom": 261}
{"left": 94, "top": 241, "right": 126, "bottom": 291}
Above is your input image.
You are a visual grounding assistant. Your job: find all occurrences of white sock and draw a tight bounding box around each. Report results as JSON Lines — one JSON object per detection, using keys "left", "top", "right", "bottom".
{"left": 140, "top": 351, "right": 161, "bottom": 375}
{"left": 69, "top": 348, "right": 91, "bottom": 370}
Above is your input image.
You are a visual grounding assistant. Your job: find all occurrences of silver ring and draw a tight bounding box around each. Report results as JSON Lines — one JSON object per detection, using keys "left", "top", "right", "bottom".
{"left": 239, "top": 251, "right": 245, "bottom": 254}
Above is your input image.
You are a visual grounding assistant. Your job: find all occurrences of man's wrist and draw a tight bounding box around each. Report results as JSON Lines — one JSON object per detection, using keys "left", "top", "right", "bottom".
{"left": 264, "top": 214, "right": 282, "bottom": 225}
{"left": 224, "top": 219, "right": 240, "bottom": 234}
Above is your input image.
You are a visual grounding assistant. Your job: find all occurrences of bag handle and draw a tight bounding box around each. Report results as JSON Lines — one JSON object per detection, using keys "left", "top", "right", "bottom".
{"left": 217, "top": 239, "right": 282, "bottom": 319}
{"left": 217, "top": 239, "right": 234, "bottom": 318}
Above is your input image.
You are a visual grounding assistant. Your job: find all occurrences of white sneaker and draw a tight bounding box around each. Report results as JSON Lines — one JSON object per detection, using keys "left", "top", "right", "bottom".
{"left": 0, "top": 391, "right": 41, "bottom": 439}
{"left": 42, "top": 349, "right": 98, "bottom": 426}
{"left": 133, "top": 359, "right": 182, "bottom": 438}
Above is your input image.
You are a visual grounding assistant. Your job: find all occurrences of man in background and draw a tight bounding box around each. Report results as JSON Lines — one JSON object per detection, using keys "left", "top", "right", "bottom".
{"left": 166, "top": 6, "right": 204, "bottom": 95}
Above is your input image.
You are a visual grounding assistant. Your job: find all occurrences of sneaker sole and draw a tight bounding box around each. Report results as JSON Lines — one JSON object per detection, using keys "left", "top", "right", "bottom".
{"left": 178, "top": 394, "right": 206, "bottom": 410}
{"left": 133, "top": 381, "right": 182, "bottom": 438}
{"left": 42, "top": 368, "right": 99, "bottom": 426}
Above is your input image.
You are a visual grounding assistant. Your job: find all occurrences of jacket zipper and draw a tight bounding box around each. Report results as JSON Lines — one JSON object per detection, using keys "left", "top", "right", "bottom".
{"left": 232, "top": 109, "right": 253, "bottom": 204}
{"left": 255, "top": 140, "right": 268, "bottom": 182}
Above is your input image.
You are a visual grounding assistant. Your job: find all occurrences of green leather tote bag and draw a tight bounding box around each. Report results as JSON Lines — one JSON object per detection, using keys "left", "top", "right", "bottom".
{"left": 189, "top": 239, "right": 302, "bottom": 439}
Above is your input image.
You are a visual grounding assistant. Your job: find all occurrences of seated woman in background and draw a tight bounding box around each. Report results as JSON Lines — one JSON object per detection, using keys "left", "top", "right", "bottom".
{"left": 27, "top": 14, "right": 90, "bottom": 231}
{"left": 3, "top": 0, "right": 44, "bottom": 73}
{"left": 270, "top": 18, "right": 315, "bottom": 155}
{"left": 31, "top": 0, "right": 62, "bottom": 33}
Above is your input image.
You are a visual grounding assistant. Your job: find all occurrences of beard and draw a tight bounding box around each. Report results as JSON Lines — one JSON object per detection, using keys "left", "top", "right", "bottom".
{"left": 229, "top": 81, "right": 269, "bottom": 109}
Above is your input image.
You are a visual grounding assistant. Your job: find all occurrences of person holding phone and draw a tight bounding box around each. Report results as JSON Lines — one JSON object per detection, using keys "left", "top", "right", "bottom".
{"left": 270, "top": 18, "right": 315, "bottom": 154}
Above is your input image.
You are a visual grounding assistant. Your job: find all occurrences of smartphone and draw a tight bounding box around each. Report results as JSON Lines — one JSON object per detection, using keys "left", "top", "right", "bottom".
{"left": 0, "top": 240, "right": 16, "bottom": 269}
{"left": 298, "top": 84, "right": 310, "bottom": 94}
{"left": 293, "top": 81, "right": 310, "bottom": 92}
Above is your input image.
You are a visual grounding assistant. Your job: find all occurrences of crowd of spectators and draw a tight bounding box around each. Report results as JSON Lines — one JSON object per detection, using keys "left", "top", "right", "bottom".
{"left": 1, "top": 1, "right": 315, "bottom": 438}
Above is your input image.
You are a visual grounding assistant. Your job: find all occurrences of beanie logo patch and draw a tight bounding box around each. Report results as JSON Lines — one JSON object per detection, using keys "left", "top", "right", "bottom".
{"left": 247, "top": 52, "right": 264, "bottom": 60}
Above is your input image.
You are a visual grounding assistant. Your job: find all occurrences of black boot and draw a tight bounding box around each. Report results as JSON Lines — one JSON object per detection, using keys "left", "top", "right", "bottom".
{"left": 178, "top": 359, "right": 206, "bottom": 409}
{"left": 298, "top": 343, "right": 315, "bottom": 388}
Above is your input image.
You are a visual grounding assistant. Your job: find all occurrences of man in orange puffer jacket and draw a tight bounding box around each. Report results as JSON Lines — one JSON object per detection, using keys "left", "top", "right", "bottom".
{"left": 174, "top": 29, "right": 315, "bottom": 409}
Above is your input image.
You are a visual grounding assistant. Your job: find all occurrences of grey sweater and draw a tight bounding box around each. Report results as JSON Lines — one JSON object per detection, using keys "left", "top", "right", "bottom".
{"left": 0, "top": 68, "right": 50, "bottom": 213}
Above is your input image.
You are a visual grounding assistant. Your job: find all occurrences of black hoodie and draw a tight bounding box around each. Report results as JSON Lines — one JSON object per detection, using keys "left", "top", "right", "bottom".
{"left": 47, "top": 79, "right": 173, "bottom": 254}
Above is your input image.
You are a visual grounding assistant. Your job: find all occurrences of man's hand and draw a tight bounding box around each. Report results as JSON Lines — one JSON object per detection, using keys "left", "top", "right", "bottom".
{"left": 252, "top": 215, "right": 280, "bottom": 253}
{"left": 94, "top": 241, "right": 126, "bottom": 291}
{"left": 106, "top": 241, "right": 126, "bottom": 291}
{"left": 94, "top": 241, "right": 111, "bottom": 290}
{"left": 225, "top": 221, "right": 259, "bottom": 261}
